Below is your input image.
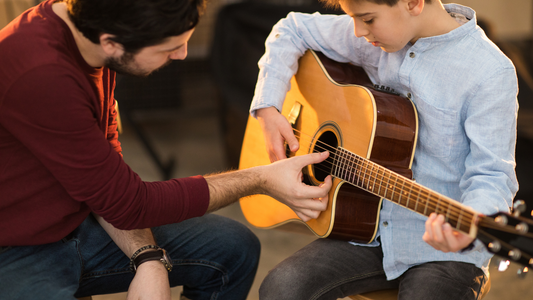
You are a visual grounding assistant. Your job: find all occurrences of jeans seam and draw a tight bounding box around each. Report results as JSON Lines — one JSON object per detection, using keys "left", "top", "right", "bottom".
{"left": 81, "top": 267, "right": 132, "bottom": 279}
{"left": 309, "top": 270, "right": 386, "bottom": 300}
{"left": 175, "top": 259, "right": 228, "bottom": 300}
{"left": 73, "top": 238, "right": 87, "bottom": 283}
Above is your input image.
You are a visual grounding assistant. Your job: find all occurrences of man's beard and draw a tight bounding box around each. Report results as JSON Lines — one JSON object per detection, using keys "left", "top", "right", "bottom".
{"left": 104, "top": 52, "right": 171, "bottom": 77}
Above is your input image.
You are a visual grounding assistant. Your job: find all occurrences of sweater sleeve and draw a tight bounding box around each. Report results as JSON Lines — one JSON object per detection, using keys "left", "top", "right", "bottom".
{"left": 1, "top": 65, "right": 209, "bottom": 230}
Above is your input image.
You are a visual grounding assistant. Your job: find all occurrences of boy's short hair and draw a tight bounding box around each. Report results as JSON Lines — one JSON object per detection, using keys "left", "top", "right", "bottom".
{"left": 320, "top": 0, "right": 431, "bottom": 8}
{"left": 66, "top": 0, "right": 206, "bottom": 54}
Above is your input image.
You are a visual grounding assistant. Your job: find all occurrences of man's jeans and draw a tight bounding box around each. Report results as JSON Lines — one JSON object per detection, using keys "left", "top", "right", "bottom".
{"left": 260, "top": 238, "right": 488, "bottom": 300}
{"left": 0, "top": 214, "right": 260, "bottom": 300}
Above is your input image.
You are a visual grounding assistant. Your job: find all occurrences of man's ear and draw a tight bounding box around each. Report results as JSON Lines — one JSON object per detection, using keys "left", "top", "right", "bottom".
{"left": 99, "top": 34, "right": 124, "bottom": 57}
{"left": 403, "top": 0, "right": 424, "bottom": 16}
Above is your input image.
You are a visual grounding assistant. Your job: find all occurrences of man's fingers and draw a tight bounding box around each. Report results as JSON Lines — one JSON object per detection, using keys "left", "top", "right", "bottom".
{"left": 293, "top": 197, "right": 328, "bottom": 212}
{"left": 293, "top": 151, "right": 330, "bottom": 168}
{"left": 295, "top": 206, "right": 324, "bottom": 222}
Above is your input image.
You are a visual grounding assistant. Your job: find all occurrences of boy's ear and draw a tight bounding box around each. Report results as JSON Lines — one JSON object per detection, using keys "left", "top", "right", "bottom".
{"left": 403, "top": 0, "right": 425, "bottom": 16}
{"left": 99, "top": 34, "right": 124, "bottom": 57}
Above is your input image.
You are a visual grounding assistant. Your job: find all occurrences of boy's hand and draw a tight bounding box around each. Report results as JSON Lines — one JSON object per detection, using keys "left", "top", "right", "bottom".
{"left": 423, "top": 213, "right": 475, "bottom": 253}
{"left": 256, "top": 107, "right": 299, "bottom": 162}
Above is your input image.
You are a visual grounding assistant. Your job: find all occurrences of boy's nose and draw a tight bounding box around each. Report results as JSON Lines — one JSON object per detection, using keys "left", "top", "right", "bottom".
{"left": 353, "top": 23, "right": 369, "bottom": 38}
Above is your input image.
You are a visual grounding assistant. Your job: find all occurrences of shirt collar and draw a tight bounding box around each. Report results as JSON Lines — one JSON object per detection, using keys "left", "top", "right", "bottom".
{"left": 409, "top": 4, "right": 477, "bottom": 51}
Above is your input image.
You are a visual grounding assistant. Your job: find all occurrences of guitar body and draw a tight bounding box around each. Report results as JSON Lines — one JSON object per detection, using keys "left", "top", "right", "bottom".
{"left": 239, "top": 50, "right": 418, "bottom": 242}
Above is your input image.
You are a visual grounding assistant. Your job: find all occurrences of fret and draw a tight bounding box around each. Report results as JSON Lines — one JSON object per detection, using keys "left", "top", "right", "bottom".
{"left": 343, "top": 150, "right": 351, "bottom": 182}
{"left": 343, "top": 150, "right": 350, "bottom": 182}
{"left": 349, "top": 151, "right": 357, "bottom": 183}
{"left": 445, "top": 202, "right": 451, "bottom": 223}
{"left": 405, "top": 181, "right": 413, "bottom": 210}
{"left": 369, "top": 164, "right": 377, "bottom": 193}
{"left": 398, "top": 178, "right": 406, "bottom": 206}
{"left": 353, "top": 155, "right": 362, "bottom": 187}
{"left": 457, "top": 208, "right": 464, "bottom": 230}
{"left": 341, "top": 149, "right": 349, "bottom": 182}
{"left": 414, "top": 186, "right": 421, "bottom": 213}
{"left": 361, "top": 159, "right": 369, "bottom": 190}
{"left": 369, "top": 163, "right": 377, "bottom": 192}
{"left": 332, "top": 148, "right": 339, "bottom": 178}
{"left": 384, "top": 170, "right": 392, "bottom": 200}
{"left": 390, "top": 173, "right": 398, "bottom": 204}
{"left": 435, "top": 196, "right": 440, "bottom": 215}
{"left": 376, "top": 166, "right": 383, "bottom": 196}
{"left": 337, "top": 149, "right": 344, "bottom": 179}
{"left": 351, "top": 152, "right": 360, "bottom": 184}
{"left": 423, "top": 193, "right": 430, "bottom": 216}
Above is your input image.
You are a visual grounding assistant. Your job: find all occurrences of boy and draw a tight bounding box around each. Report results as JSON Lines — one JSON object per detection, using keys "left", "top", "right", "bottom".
{"left": 251, "top": 0, "right": 518, "bottom": 299}
{"left": 0, "top": 0, "right": 333, "bottom": 299}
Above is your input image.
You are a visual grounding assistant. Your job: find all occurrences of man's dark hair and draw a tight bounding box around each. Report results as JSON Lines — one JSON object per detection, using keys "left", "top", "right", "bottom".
{"left": 320, "top": 0, "right": 432, "bottom": 9}
{"left": 66, "top": 0, "right": 207, "bottom": 54}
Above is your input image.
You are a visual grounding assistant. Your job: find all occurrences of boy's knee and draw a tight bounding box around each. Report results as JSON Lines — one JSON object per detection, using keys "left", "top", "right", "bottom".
{"left": 259, "top": 265, "right": 307, "bottom": 300}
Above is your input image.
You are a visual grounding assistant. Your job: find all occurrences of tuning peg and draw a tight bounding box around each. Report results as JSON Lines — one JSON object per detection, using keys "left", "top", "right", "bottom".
{"left": 494, "top": 214, "right": 508, "bottom": 225}
{"left": 513, "top": 200, "right": 527, "bottom": 215}
{"left": 487, "top": 241, "right": 501, "bottom": 253}
{"left": 517, "top": 267, "right": 529, "bottom": 278}
{"left": 515, "top": 222, "right": 529, "bottom": 234}
{"left": 508, "top": 249, "right": 522, "bottom": 261}
{"left": 498, "top": 259, "right": 510, "bottom": 272}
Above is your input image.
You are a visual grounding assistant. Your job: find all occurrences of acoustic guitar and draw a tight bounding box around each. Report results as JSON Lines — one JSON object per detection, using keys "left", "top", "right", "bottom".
{"left": 239, "top": 49, "right": 533, "bottom": 268}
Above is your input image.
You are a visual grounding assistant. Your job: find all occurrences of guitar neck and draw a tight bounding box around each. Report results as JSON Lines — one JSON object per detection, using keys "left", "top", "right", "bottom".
{"left": 331, "top": 147, "right": 479, "bottom": 238}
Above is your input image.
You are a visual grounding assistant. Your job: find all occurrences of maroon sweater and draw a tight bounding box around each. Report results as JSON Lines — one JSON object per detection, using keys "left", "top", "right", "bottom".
{"left": 0, "top": 0, "right": 209, "bottom": 246}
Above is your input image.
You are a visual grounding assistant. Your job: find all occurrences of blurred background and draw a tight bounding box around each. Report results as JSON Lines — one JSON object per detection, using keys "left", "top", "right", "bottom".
{"left": 2, "top": 0, "right": 533, "bottom": 299}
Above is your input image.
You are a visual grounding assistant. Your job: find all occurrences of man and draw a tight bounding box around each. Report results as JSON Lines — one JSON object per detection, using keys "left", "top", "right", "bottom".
{"left": 251, "top": 0, "right": 518, "bottom": 299}
{"left": 0, "top": 0, "right": 333, "bottom": 299}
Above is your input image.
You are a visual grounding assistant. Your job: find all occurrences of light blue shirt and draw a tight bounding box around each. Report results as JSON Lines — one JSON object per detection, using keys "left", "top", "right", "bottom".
{"left": 250, "top": 4, "right": 519, "bottom": 280}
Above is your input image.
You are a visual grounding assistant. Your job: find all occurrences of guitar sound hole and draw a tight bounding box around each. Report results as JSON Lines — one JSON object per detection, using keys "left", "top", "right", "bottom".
{"left": 312, "top": 130, "right": 338, "bottom": 182}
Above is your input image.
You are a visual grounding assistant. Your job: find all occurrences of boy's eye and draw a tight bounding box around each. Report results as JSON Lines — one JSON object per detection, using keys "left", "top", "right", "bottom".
{"left": 363, "top": 19, "right": 374, "bottom": 24}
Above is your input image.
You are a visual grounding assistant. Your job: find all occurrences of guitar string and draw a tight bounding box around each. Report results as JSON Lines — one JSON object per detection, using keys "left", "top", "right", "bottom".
{"left": 290, "top": 128, "right": 469, "bottom": 217}
{"left": 291, "top": 129, "right": 533, "bottom": 234}
{"left": 289, "top": 128, "right": 477, "bottom": 228}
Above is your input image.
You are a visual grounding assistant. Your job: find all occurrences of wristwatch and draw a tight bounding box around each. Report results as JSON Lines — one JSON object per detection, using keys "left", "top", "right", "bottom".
{"left": 131, "top": 247, "right": 173, "bottom": 273}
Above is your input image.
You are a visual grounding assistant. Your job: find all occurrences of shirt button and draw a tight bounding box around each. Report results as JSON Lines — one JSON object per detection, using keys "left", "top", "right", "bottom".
{"left": 383, "top": 221, "right": 389, "bottom": 227}
{"left": 275, "top": 33, "right": 280, "bottom": 38}
{"left": 407, "top": 93, "right": 412, "bottom": 99}
{"left": 409, "top": 52, "right": 415, "bottom": 58}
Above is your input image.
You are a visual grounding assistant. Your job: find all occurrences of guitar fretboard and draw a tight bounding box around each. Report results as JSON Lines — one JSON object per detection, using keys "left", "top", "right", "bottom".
{"left": 331, "top": 147, "right": 478, "bottom": 236}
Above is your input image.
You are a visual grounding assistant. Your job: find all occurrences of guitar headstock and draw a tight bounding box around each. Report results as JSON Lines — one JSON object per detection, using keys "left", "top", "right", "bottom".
{"left": 477, "top": 200, "right": 533, "bottom": 272}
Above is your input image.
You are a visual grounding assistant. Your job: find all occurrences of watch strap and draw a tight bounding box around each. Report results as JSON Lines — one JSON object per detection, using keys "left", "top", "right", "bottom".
{"left": 131, "top": 249, "right": 173, "bottom": 273}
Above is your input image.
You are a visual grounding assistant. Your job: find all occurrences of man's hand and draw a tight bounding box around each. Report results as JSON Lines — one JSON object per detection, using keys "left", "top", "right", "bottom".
{"left": 422, "top": 213, "right": 475, "bottom": 252}
{"left": 93, "top": 215, "right": 171, "bottom": 300}
{"left": 260, "top": 151, "right": 333, "bottom": 221}
{"left": 256, "top": 107, "right": 299, "bottom": 162}
{"left": 127, "top": 261, "right": 171, "bottom": 300}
